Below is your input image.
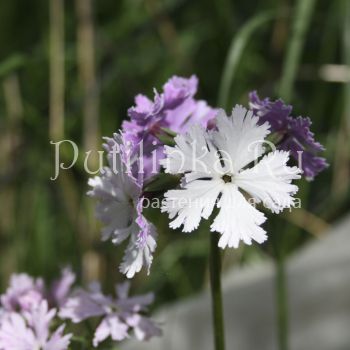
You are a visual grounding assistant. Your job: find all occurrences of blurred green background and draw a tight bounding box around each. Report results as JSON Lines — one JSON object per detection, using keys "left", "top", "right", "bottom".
{"left": 0, "top": 0, "right": 348, "bottom": 308}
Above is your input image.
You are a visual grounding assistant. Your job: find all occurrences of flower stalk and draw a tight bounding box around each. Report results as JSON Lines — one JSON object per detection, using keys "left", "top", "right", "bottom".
{"left": 275, "top": 250, "right": 288, "bottom": 350}
{"left": 209, "top": 233, "right": 225, "bottom": 350}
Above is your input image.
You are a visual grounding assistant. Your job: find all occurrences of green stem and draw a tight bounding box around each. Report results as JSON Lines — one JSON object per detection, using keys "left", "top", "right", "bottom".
{"left": 275, "top": 251, "right": 288, "bottom": 350}
{"left": 209, "top": 233, "right": 225, "bottom": 350}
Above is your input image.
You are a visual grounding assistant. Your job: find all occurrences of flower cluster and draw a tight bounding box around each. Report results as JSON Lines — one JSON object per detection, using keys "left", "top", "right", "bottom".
{"left": 88, "top": 134, "right": 157, "bottom": 278}
{"left": 89, "top": 75, "right": 328, "bottom": 278}
{"left": 0, "top": 269, "right": 74, "bottom": 350}
{"left": 249, "top": 91, "right": 328, "bottom": 179}
{"left": 60, "top": 281, "right": 161, "bottom": 347}
{"left": 89, "top": 75, "right": 217, "bottom": 278}
{"left": 0, "top": 271, "right": 161, "bottom": 349}
{"left": 123, "top": 75, "right": 217, "bottom": 178}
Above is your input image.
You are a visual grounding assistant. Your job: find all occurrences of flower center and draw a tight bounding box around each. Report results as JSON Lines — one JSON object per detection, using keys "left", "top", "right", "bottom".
{"left": 222, "top": 174, "right": 233, "bottom": 183}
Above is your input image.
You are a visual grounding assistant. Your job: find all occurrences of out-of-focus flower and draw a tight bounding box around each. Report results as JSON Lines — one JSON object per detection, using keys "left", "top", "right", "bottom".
{"left": 122, "top": 75, "right": 217, "bottom": 178}
{"left": 88, "top": 133, "right": 157, "bottom": 278}
{"left": 49, "top": 268, "right": 76, "bottom": 307}
{"left": 0, "top": 274, "right": 45, "bottom": 312}
{"left": 0, "top": 269, "right": 76, "bottom": 314}
{"left": 249, "top": 91, "right": 328, "bottom": 179}
{"left": 161, "top": 106, "right": 301, "bottom": 248}
{"left": 0, "top": 301, "right": 71, "bottom": 350}
{"left": 60, "top": 281, "right": 161, "bottom": 348}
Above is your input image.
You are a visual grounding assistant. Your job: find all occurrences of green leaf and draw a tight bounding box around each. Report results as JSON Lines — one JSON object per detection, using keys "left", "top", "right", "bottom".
{"left": 0, "top": 54, "right": 26, "bottom": 77}
{"left": 218, "top": 10, "right": 279, "bottom": 108}
{"left": 279, "top": 0, "right": 317, "bottom": 101}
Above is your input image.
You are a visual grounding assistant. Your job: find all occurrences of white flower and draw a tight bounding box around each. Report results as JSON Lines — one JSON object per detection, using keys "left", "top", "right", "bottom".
{"left": 161, "top": 106, "right": 301, "bottom": 248}
{"left": 88, "top": 134, "right": 157, "bottom": 278}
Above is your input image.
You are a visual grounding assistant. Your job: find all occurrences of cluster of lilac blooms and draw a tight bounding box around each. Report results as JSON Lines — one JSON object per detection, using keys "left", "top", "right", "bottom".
{"left": 0, "top": 270, "right": 160, "bottom": 349}
{"left": 88, "top": 75, "right": 327, "bottom": 277}
{"left": 249, "top": 91, "right": 328, "bottom": 179}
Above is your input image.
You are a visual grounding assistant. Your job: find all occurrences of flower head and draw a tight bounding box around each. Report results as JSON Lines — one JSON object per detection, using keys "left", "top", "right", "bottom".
{"left": 0, "top": 268, "right": 76, "bottom": 315}
{"left": 161, "top": 106, "right": 301, "bottom": 248}
{"left": 0, "top": 274, "right": 45, "bottom": 312}
{"left": 122, "top": 75, "right": 217, "bottom": 178}
{"left": 88, "top": 133, "right": 157, "bottom": 278}
{"left": 0, "top": 301, "right": 71, "bottom": 350}
{"left": 249, "top": 91, "right": 328, "bottom": 179}
{"left": 60, "top": 281, "right": 161, "bottom": 347}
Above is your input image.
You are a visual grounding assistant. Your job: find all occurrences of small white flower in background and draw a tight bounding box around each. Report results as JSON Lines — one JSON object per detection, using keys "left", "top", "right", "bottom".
{"left": 161, "top": 105, "right": 301, "bottom": 248}
{"left": 88, "top": 133, "right": 157, "bottom": 278}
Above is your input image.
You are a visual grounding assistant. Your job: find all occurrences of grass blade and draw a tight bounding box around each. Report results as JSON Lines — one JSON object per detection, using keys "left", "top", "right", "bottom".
{"left": 218, "top": 10, "right": 277, "bottom": 108}
{"left": 279, "top": 0, "right": 317, "bottom": 101}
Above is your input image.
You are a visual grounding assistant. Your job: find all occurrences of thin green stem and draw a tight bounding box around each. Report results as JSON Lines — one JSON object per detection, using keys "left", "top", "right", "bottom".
{"left": 209, "top": 233, "right": 225, "bottom": 350}
{"left": 275, "top": 250, "right": 288, "bottom": 350}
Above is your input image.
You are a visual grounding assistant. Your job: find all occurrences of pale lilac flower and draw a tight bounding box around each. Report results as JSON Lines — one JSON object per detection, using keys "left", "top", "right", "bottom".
{"left": 122, "top": 75, "right": 217, "bottom": 178}
{"left": 0, "top": 269, "right": 75, "bottom": 316}
{"left": 0, "top": 301, "right": 71, "bottom": 350}
{"left": 88, "top": 133, "right": 157, "bottom": 278}
{"left": 60, "top": 281, "right": 161, "bottom": 348}
{"left": 161, "top": 106, "right": 301, "bottom": 248}
{"left": 0, "top": 274, "right": 45, "bottom": 312}
{"left": 49, "top": 268, "right": 76, "bottom": 307}
{"left": 249, "top": 91, "right": 328, "bottom": 179}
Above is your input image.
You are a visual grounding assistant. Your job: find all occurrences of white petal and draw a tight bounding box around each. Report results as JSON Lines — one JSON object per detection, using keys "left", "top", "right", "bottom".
{"left": 119, "top": 229, "right": 157, "bottom": 279}
{"left": 213, "top": 106, "right": 270, "bottom": 173}
{"left": 161, "top": 124, "right": 223, "bottom": 176}
{"left": 162, "top": 179, "right": 223, "bottom": 232}
{"left": 235, "top": 150, "right": 301, "bottom": 213}
{"left": 211, "top": 184, "right": 267, "bottom": 248}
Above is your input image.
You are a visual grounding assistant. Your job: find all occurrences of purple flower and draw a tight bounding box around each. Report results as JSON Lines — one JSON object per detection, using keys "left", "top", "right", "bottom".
{"left": 0, "top": 269, "right": 76, "bottom": 315}
{"left": 60, "top": 281, "right": 161, "bottom": 348}
{"left": 249, "top": 91, "right": 328, "bottom": 179}
{"left": 0, "top": 301, "right": 72, "bottom": 350}
{"left": 88, "top": 133, "right": 157, "bottom": 278}
{"left": 122, "top": 75, "right": 217, "bottom": 178}
{"left": 0, "top": 274, "right": 45, "bottom": 312}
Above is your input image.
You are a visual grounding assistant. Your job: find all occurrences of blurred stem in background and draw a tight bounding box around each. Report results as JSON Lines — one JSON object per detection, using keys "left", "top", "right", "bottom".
{"left": 75, "top": 0, "right": 102, "bottom": 283}
{"left": 76, "top": 0, "right": 100, "bottom": 164}
{"left": 1, "top": 73, "right": 23, "bottom": 280}
{"left": 209, "top": 233, "right": 225, "bottom": 350}
{"left": 49, "top": 0, "right": 65, "bottom": 141}
{"left": 277, "top": 1, "right": 316, "bottom": 349}
{"left": 273, "top": 232, "right": 289, "bottom": 350}
{"left": 279, "top": 0, "right": 316, "bottom": 101}
{"left": 332, "top": 0, "right": 350, "bottom": 198}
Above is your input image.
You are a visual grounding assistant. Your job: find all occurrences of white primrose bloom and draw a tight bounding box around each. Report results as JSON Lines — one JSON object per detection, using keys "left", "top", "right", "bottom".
{"left": 161, "top": 106, "right": 301, "bottom": 248}
{"left": 88, "top": 134, "right": 157, "bottom": 278}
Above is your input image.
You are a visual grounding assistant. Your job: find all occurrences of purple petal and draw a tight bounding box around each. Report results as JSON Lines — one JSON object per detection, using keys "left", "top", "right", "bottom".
{"left": 50, "top": 268, "right": 76, "bottom": 307}
{"left": 59, "top": 286, "right": 112, "bottom": 323}
{"left": 249, "top": 91, "right": 328, "bottom": 179}
{"left": 93, "top": 315, "right": 129, "bottom": 347}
